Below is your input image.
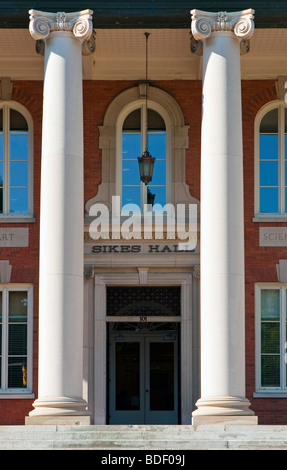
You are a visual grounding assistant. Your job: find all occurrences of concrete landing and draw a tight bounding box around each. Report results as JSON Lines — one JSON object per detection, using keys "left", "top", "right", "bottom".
{"left": 0, "top": 424, "right": 287, "bottom": 450}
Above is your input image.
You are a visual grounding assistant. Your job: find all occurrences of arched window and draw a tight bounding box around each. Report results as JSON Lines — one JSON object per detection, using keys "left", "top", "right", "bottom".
{"left": 0, "top": 102, "right": 33, "bottom": 217}
{"left": 120, "top": 104, "right": 167, "bottom": 211}
{"left": 255, "top": 101, "right": 287, "bottom": 216}
{"left": 85, "top": 85, "right": 198, "bottom": 218}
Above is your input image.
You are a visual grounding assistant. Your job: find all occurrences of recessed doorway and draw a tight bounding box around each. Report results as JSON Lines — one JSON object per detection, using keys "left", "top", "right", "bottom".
{"left": 108, "top": 323, "right": 179, "bottom": 424}
{"left": 106, "top": 286, "right": 180, "bottom": 425}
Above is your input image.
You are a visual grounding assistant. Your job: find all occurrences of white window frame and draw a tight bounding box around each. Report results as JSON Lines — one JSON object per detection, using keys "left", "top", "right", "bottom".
{"left": 0, "top": 284, "right": 33, "bottom": 396}
{"left": 255, "top": 283, "right": 287, "bottom": 396}
{"left": 116, "top": 99, "right": 171, "bottom": 211}
{"left": 0, "top": 101, "right": 33, "bottom": 219}
{"left": 254, "top": 100, "right": 287, "bottom": 219}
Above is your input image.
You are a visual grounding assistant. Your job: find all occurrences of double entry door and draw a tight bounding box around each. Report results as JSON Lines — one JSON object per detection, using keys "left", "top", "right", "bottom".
{"left": 109, "top": 331, "right": 178, "bottom": 424}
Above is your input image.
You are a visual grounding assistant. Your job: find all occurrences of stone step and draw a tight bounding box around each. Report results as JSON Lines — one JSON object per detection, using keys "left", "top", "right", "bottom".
{"left": 0, "top": 425, "right": 287, "bottom": 450}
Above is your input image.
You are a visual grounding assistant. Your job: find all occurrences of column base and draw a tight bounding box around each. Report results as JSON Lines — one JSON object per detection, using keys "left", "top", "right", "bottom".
{"left": 25, "top": 415, "right": 91, "bottom": 425}
{"left": 192, "top": 415, "right": 258, "bottom": 425}
{"left": 25, "top": 396, "right": 91, "bottom": 425}
{"left": 192, "top": 395, "right": 257, "bottom": 425}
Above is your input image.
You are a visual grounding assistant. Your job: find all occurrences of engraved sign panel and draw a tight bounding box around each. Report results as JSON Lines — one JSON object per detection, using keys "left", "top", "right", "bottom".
{"left": 0, "top": 228, "right": 29, "bottom": 247}
{"left": 259, "top": 227, "right": 287, "bottom": 246}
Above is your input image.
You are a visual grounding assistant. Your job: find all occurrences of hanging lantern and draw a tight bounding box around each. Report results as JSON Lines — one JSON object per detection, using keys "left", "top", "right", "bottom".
{"left": 138, "top": 32, "right": 156, "bottom": 185}
{"left": 138, "top": 149, "right": 155, "bottom": 185}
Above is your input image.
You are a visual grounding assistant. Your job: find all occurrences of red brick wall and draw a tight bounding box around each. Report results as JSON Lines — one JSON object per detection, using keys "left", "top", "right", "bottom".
{"left": 0, "top": 81, "right": 42, "bottom": 424}
{"left": 0, "top": 79, "right": 285, "bottom": 425}
{"left": 242, "top": 80, "right": 287, "bottom": 424}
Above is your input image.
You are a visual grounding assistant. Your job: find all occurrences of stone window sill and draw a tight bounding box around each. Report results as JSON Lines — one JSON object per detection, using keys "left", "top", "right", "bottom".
{"left": 253, "top": 392, "right": 287, "bottom": 398}
{"left": 0, "top": 217, "right": 35, "bottom": 224}
{"left": 0, "top": 393, "right": 34, "bottom": 399}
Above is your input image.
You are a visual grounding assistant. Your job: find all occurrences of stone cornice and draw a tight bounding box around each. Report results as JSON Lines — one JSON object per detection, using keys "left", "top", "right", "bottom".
{"left": 191, "top": 9, "right": 255, "bottom": 41}
{"left": 29, "top": 9, "right": 93, "bottom": 41}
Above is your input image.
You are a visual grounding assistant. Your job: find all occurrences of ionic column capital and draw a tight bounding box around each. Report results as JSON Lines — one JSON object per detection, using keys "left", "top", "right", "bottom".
{"left": 29, "top": 9, "right": 93, "bottom": 42}
{"left": 191, "top": 8, "right": 254, "bottom": 42}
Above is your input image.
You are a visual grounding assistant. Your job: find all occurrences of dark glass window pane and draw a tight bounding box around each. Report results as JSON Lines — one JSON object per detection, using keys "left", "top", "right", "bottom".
{"left": 261, "top": 322, "right": 280, "bottom": 354}
{"left": 116, "top": 342, "right": 140, "bottom": 410}
{"left": 9, "top": 291, "right": 27, "bottom": 322}
{"left": 260, "top": 108, "right": 278, "bottom": 134}
{"left": 123, "top": 109, "right": 141, "bottom": 131}
{"left": 261, "top": 355, "right": 280, "bottom": 387}
{"left": 10, "top": 109, "right": 28, "bottom": 131}
{"left": 150, "top": 342, "right": 174, "bottom": 411}
{"left": 148, "top": 109, "right": 165, "bottom": 130}
{"left": 8, "top": 324, "right": 27, "bottom": 356}
{"left": 0, "top": 132, "right": 3, "bottom": 161}
{"left": 8, "top": 357, "right": 27, "bottom": 388}
{"left": 261, "top": 290, "right": 280, "bottom": 320}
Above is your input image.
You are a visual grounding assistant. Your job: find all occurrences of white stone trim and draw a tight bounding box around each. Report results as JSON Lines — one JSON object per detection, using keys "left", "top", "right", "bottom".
{"left": 86, "top": 271, "right": 197, "bottom": 425}
{"left": 85, "top": 84, "right": 199, "bottom": 215}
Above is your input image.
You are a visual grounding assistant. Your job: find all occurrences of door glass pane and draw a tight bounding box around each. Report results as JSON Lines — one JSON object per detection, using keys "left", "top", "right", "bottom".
{"left": 116, "top": 342, "right": 140, "bottom": 410}
{"left": 149, "top": 342, "right": 174, "bottom": 411}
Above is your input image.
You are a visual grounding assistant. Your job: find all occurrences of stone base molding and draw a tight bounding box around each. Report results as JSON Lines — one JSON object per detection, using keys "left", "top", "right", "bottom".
{"left": 192, "top": 396, "right": 258, "bottom": 425}
{"left": 26, "top": 396, "right": 91, "bottom": 425}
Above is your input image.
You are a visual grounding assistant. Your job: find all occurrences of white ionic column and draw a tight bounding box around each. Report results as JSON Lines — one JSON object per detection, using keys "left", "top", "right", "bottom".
{"left": 26, "top": 10, "right": 94, "bottom": 424}
{"left": 191, "top": 9, "right": 257, "bottom": 425}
